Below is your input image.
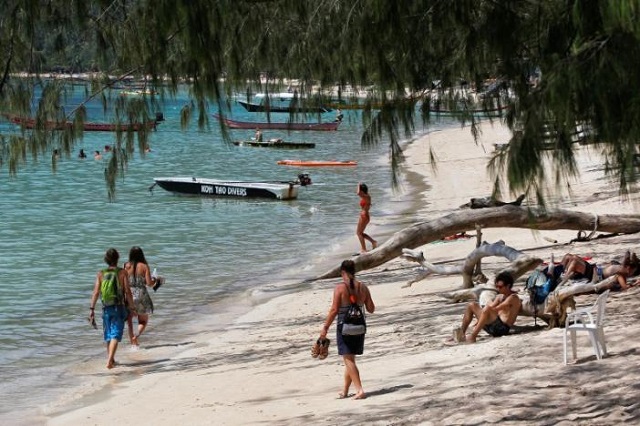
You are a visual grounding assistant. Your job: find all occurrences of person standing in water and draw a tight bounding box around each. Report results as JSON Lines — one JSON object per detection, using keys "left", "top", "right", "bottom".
{"left": 356, "top": 182, "right": 377, "bottom": 253}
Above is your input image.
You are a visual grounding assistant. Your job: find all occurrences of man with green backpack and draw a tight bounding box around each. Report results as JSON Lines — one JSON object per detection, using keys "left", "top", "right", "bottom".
{"left": 89, "top": 248, "right": 135, "bottom": 369}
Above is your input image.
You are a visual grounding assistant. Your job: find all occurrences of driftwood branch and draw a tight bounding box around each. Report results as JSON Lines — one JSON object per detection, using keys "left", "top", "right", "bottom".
{"left": 401, "top": 241, "right": 542, "bottom": 288}
{"left": 313, "top": 206, "right": 640, "bottom": 280}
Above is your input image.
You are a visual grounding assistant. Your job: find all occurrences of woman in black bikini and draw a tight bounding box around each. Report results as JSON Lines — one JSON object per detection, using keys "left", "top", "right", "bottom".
{"left": 560, "top": 251, "right": 640, "bottom": 290}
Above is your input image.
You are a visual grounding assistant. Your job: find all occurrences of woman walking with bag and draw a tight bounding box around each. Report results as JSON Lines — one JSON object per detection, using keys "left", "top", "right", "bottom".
{"left": 124, "top": 246, "right": 159, "bottom": 347}
{"left": 319, "top": 259, "right": 375, "bottom": 399}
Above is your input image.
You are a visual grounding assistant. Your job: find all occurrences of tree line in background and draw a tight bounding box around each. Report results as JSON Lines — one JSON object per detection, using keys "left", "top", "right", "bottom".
{"left": 1, "top": 0, "right": 640, "bottom": 201}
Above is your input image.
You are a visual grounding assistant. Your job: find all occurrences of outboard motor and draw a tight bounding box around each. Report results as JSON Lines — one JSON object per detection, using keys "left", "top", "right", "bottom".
{"left": 297, "top": 173, "right": 312, "bottom": 186}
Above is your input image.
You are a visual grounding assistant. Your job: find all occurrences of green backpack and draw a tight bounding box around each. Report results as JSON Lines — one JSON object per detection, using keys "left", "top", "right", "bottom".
{"left": 100, "top": 267, "right": 124, "bottom": 307}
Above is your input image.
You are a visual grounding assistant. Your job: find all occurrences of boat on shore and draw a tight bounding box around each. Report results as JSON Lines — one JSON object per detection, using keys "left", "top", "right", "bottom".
{"left": 4, "top": 114, "right": 158, "bottom": 132}
{"left": 233, "top": 139, "right": 316, "bottom": 149}
{"left": 120, "top": 89, "right": 156, "bottom": 96}
{"left": 276, "top": 159, "right": 357, "bottom": 167}
{"left": 237, "top": 92, "right": 331, "bottom": 113}
{"left": 213, "top": 113, "right": 339, "bottom": 131}
{"left": 151, "top": 174, "right": 312, "bottom": 200}
{"left": 428, "top": 106, "right": 508, "bottom": 117}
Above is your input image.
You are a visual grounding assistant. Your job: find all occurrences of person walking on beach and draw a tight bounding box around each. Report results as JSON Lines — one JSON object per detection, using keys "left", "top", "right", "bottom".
{"left": 89, "top": 248, "right": 134, "bottom": 369}
{"left": 124, "top": 246, "right": 159, "bottom": 347}
{"left": 356, "top": 182, "right": 377, "bottom": 253}
{"left": 319, "top": 259, "right": 375, "bottom": 400}
{"left": 453, "top": 272, "right": 521, "bottom": 344}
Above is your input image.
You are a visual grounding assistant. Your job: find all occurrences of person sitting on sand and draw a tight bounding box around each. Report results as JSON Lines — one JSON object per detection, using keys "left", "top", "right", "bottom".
{"left": 558, "top": 251, "right": 640, "bottom": 291}
{"left": 453, "top": 272, "right": 521, "bottom": 344}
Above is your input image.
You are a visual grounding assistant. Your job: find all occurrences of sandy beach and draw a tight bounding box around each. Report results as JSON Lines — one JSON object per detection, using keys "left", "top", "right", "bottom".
{"left": 45, "top": 120, "right": 640, "bottom": 425}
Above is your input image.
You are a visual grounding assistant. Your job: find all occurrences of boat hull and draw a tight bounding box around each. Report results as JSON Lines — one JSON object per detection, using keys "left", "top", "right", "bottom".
{"left": 153, "top": 177, "right": 299, "bottom": 200}
{"left": 5, "top": 114, "right": 157, "bottom": 131}
{"left": 237, "top": 100, "right": 329, "bottom": 114}
{"left": 212, "top": 114, "right": 339, "bottom": 131}
{"left": 233, "top": 140, "right": 316, "bottom": 149}
{"left": 276, "top": 160, "right": 357, "bottom": 167}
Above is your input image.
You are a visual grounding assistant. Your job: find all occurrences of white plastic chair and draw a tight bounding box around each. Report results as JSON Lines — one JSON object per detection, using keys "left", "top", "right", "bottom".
{"left": 563, "top": 290, "right": 610, "bottom": 365}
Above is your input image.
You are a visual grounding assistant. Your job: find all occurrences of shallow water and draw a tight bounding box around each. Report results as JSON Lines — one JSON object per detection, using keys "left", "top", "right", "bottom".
{"left": 0, "top": 86, "right": 453, "bottom": 423}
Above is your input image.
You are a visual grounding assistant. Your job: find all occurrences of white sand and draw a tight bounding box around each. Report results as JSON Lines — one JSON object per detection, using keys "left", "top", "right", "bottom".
{"left": 46, "top": 120, "right": 640, "bottom": 425}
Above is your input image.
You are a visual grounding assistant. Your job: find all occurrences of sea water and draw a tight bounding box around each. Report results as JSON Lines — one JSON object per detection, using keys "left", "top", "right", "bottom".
{"left": 0, "top": 86, "right": 453, "bottom": 423}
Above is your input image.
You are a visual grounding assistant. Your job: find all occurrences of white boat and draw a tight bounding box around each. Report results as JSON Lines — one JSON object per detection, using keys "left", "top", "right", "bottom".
{"left": 237, "top": 92, "right": 331, "bottom": 113}
{"left": 152, "top": 175, "right": 311, "bottom": 200}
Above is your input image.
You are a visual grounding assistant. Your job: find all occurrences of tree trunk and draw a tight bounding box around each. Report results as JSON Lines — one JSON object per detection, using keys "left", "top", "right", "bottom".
{"left": 313, "top": 206, "right": 640, "bottom": 280}
{"left": 401, "top": 241, "right": 542, "bottom": 288}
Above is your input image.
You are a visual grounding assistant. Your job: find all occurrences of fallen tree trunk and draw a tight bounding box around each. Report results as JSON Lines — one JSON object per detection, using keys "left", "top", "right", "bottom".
{"left": 313, "top": 206, "right": 640, "bottom": 280}
{"left": 401, "top": 241, "right": 542, "bottom": 288}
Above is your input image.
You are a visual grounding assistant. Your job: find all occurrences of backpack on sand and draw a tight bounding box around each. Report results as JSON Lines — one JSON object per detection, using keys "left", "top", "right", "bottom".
{"left": 100, "top": 267, "right": 124, "bottom": 307}
{"left": 341, "top": 285, "right": 366, "bottom": 336}
{"left": 526, "top": 265, "right": 563, "bottom": 306}
{"left": 525, "top": 265, "right": 562, "bottom": 325}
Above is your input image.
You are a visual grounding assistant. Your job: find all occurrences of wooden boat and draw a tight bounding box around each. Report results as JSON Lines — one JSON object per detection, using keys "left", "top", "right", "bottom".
{"left": 5, "top": 114, "right": 157, "bottom": 132}
{"left": 325, "top": 101, "right": 385, "bottom": 110}
{"left": 233, "top": 139, "right": 316, "bottom": 149}
{"left": 427, "top": 103, "right": 509, "bottom": 116}
{"left": 152, "top": 174, "right": 312, "bottom": 201}
{"left": 237, "top": 93, "right": 330, "bottom": 113}
{"left": 213, "top": 113, "right": 339, "bottom": 131}
{"left": 276, "top": 159, "right": 357, "bottom": 167}
{"left": 120, "top": 89, "right": 156, "bottom": 96}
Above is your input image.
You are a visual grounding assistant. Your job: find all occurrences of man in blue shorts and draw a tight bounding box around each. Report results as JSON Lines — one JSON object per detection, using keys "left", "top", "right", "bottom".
{"left": 453, "top": 272, "right": 522, "bottom": 344}
{"left": 89, "top": 248, "right": 135, "bottom": 369}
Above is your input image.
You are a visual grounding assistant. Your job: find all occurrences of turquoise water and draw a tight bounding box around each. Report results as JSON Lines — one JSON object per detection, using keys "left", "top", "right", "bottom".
{"left": 0, "top": 87, "right": 449, "bottom": 423}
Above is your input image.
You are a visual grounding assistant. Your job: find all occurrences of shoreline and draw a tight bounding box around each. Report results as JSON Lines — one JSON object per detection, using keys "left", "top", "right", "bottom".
{"left": 34, "top": 127, "right": 435, "bottom": 424}
{"left": 45, "top": 120, "right": 640, "bottom": 425}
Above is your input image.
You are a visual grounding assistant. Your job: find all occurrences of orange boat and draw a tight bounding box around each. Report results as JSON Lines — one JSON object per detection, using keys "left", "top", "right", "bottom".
{"left": 277, "top": 159, "right": 357, "bottom": 167}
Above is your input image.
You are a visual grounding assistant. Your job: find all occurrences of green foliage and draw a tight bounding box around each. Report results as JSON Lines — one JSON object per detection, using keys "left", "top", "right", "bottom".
{"left": 2, "top": 1, "right": 640, "bottom": 202}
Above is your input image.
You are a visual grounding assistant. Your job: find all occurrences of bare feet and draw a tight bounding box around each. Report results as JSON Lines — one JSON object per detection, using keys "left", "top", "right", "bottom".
{"left": 132, "top": 335, "right": 139, "bottom": 346}
{"left": 372, "top": 240, "right": 378, "bottom": 249}
{"left": 465, "top": 335, "right": 477, "bottom": 343}
{"left": 353, "top": 391, "right": 367, "bottom": 400}
{"left": 338, "top": 392, "right": 352, "bottom": 399}
{"left": 107, "top": 360, "right": 115, "bottom": 369}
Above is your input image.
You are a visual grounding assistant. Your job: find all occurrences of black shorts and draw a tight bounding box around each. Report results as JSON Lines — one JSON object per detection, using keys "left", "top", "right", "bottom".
{"left": 575, "top": 261, "right": 595, "bottom": 280}
{"left": 483, "top": 317, "right": 511, "bottom": 337}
